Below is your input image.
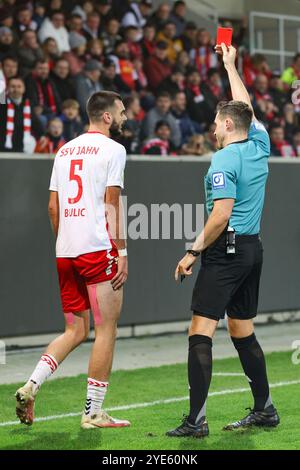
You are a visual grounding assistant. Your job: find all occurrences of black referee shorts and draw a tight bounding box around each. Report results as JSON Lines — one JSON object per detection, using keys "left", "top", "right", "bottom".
{"left": 191, "top": 231, "right": 263, "bottom": 321}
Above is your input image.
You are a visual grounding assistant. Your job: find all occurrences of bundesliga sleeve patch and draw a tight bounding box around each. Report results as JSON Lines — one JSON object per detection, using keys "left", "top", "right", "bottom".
{"left": 212, "top": 172, "right": 226, "bottom": 189}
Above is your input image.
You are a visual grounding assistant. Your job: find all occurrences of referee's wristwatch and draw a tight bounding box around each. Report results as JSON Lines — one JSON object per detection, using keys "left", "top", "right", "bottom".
{"left": 186, "top": 249, "right": 201, "bottom": 257}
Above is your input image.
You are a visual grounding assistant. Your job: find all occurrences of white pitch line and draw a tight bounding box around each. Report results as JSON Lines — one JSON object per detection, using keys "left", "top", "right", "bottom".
{"left": 1, "top": 379, "right": 299, "bottom": 428}
{"left": 213, "top": 372, "right": 245, "bottom": 377}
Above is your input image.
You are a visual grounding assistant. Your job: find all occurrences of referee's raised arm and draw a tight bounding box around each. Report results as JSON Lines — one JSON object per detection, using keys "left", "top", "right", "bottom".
{"left": 217, "top": 43, "right": 256, "bottom": 119}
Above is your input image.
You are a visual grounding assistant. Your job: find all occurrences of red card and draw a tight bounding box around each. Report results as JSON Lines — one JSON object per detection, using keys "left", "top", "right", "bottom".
{"left": 216, "top": 27, "right": 233, "bottom": 47}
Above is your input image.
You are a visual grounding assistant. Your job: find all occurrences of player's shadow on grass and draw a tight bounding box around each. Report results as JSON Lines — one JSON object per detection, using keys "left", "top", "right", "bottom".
{"left": 5, "top": 428, "right": 103, "bottom": 450}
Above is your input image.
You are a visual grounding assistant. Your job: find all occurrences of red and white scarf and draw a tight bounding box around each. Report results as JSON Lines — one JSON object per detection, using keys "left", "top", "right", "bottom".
{"left": 35, "top": 77, "right": 57, "bottom": 114}
{"left": 5, "top": 98, "right": 31, "bottom": 149}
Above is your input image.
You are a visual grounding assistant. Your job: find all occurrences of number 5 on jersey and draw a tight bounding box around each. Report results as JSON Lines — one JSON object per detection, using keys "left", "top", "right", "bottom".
{"left": 68, "top": 159, "right": 83, "bottom": 204}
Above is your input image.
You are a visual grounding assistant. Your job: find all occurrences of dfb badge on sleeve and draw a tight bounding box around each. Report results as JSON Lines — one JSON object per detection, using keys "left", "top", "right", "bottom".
{"left": 212, "top": 172, "right": 226, "bottom": 189}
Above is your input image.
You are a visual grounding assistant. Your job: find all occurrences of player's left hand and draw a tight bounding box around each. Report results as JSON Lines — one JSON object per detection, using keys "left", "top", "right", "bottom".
{"left": 111, "top": 256, "right": 128, "bottom": 290}
{"left": 175, "top": 253, "right": 197, "bottom": 281}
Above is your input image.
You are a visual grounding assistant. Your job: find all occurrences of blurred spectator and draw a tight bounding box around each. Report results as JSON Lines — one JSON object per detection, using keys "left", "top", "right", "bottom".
{"left": 100, "top": 58, "right": 119, "bottom": 92}
{"left": 25, "top": 59, "right": 61, "bottom": 124}
{"left": 142, "top": 120, "right": 175, "bottom": 155}
{"left": 292, "top": 130, "right": 300, "bottom": 156}
{"left": 124, "top": 25, "right": 143, "bottom": 60}
{"left": 14, "top": 5, "right": 37, "bottom": 37}
{"left": 0, "top": 7, "right": 14, "bottom": 29}
{"left": 156, "top": 20, "right": 183, "bottom": 64}
{"left": 282, "top": 103, "right": 300, "bottom": 143}
{"left": 144, "top": 40, "right": 172, "bottom": 91}
{"left": 251, "top": 74, "right": 279, "bottom": 124}
{"left": 179, "top": 134, "right": 206, "bottom": 156}
{"left": 243, "top": 53, "right": 271, "bottom": 88}
{"left": 140, "top": 91, "right": 181, "bottom": 148}
{"left": 60, "top": 99, "right": 84, "bottom": 141}
{"left": 17, "top": 30, "right": 43, "bottom": 76}
{"left": 64, "top": 32, "right": 87, "bottom": 76}
{"left": 158, "top": 66, "right": 185, "bottom": 95}
{"left": 94, "top": 0, "right": 114, "bottom": 25}
{"left": 203, "top": 122, "right": 218, "bottom": 152}
{"left": 72, "top": 1, "right": 94, "bottom": 21}
{"left": 202, "top": 68, "right": 225, "bottom": 115}
{"left": 269, "top": 124, "right": 296, "bottom": 157}
{"left": 38, "top": 10, "right": 70, "bottom": 54}
{"left": 190, "top": 29, "right": 218, "bottom": 80}
{"left": 101, "top": 17, "right": 122, "bottom": 55}
{"left": 140, "top": 22, "right": 156, "bottom": 59}
{"left": 180, "top": 21, "right": 197, "bottom": 53}
{"left": 83, "top": 11, "right": 101, "bottom": 41}
{"left": 85, "top": 39, "right": 104, "bottom": 64}
{"left": 75, "top": 59, "right": 103, "bottom": 119}
{"left": 41, "top": 37, "right": 61, "bottom": 69}
{"left": 124, "top": 94, "right": 145, "bottom": 122}
{"left": 2, "top": 55, "right": 18, "bottom": 81}
{"left": 0, "top": 77, "right": 42, "bottom": 153}
{"left": 269, "top": 70, "right": 288, "bottom": 114}
{"left": 121, "top": 0, "right": 152, "bottom": 34}
{"left": 185, "top": 68, "right": 215, "bottom": 127}
{"left": 171, "top": 91, "right": 200, "bottom": 145}
{"left": 50, "top": 58, "right": 75, "bottom": 102}
{"left": 133, "top": 57, "right": 148, "bottom": 91}
{"left": 225, "top": 17, "right": 248, "bottom": 49}
{"left": 110, "top": 40, "right": 138, "bottom": 94}
{"left": 32, "top": 1, "right": 46, "bottom": 29}
{"left": 170, "top": 1, "right": 187, "bottom": 37}
{"left": 35, "top": 117, "right": 65, "bottom": 153}
{"left": 48, "top": 0, "right": 63, "bottom": 15}
{"left": 119, "top": 95, "right": 143, "bottom": 152}
{"left": 68, "top": 13, "right": 84, "bottom": 35}
{"left": 150, "top": 2, "right": 170, "bottom": 32}
{"left": 281, "top": 53, "right": 300, "bottom": 88}
{"left": 175, "top": 49, "right": 190, "bottom": 74}
{"left": 0, "top": 26, "right": 16, "bottom": 61}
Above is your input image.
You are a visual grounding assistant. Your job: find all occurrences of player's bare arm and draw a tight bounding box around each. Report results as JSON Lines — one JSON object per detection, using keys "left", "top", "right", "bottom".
{"left": 105, "top": 186, "right": 128, "bottom": 291}
{"left": 48, "top": 191, "right": 59, "bottom": 238}
{"left": 175, "top": 199, "right": 234, "bottom": 281}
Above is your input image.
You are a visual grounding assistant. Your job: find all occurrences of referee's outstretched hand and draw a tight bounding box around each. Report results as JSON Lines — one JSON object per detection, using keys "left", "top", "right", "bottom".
{"left": 175, "top": 253, "right": 198, "bottom": 282}
{"left": 215, "top": 43, "right": 237, "bottom": 67}
{"left": 111, "top": 256, "right": 128, "bottom": 291}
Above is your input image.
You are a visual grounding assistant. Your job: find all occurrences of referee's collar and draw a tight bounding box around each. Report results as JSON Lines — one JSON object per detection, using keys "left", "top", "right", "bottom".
{"left": 227, "top": 138, "right": 249, "bottom": 146}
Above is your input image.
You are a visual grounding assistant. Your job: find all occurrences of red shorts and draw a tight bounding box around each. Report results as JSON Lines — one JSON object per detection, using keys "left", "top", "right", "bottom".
{"left": 56, "top": 249, "right": 118, "bottom": 314}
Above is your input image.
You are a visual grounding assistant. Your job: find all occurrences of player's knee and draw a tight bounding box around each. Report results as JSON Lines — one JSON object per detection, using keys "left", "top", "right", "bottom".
{"left": 227, "top": 318, "right": 253, "bottom": 338}
{"left": 66, "top": 327, "right": 88, "bottom": 346}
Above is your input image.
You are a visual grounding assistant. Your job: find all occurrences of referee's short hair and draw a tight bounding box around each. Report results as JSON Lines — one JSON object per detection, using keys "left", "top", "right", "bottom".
{"left": 87, "top": 91, "right": 122, "bottom": 123}
{"left": 217, "top": 100, "right": 253, "bottom": 132}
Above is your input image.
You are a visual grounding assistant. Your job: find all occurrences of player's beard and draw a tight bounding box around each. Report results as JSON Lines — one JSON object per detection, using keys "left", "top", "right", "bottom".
{"left": 109, "top": 118, "right": 123, "bottom": 139}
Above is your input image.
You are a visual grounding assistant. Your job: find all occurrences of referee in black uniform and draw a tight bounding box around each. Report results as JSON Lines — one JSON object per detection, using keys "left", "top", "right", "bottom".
{"left": 167, "top": 45, "right": 280, "bottom": 438}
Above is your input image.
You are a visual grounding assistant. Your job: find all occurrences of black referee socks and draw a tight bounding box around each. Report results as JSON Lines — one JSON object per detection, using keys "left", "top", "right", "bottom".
{"left": 231, "top": 333, "right": 272, "bottom": 412}
{"left": 188, "top": 335, "right": 213, "bottom": 425}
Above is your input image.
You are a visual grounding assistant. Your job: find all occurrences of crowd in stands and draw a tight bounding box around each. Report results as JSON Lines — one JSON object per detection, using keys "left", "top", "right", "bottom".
{"left": 0, "top": 0, "right": 300, "bottom": 157}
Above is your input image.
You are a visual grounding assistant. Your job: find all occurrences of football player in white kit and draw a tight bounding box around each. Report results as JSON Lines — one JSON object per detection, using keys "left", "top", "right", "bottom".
{"left": 15, "top": 91, "right": 130, "bottom": 429}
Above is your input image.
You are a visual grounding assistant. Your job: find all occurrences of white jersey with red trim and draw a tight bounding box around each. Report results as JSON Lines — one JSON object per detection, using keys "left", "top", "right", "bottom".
{"left": 49, "top": 132, "right": 126, "bottom": 258}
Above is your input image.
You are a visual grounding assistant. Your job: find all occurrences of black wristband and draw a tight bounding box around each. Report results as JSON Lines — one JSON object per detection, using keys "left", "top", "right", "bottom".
{"left": 186, "top": 249, "right": 201, "bottom": 257}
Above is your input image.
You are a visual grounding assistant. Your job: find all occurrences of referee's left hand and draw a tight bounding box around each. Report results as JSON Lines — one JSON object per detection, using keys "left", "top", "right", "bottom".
{"left": 175, "top": 253, "right": 197, "bottom": 281}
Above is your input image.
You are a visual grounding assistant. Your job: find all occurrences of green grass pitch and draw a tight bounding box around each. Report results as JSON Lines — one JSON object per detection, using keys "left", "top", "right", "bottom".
{"left": 0, "top": 351, "right": 299, "bottom": 450}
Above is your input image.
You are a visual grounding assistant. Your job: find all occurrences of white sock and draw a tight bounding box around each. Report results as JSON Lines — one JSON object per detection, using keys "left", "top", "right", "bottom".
{"left": 26, "top": 354, "right": 58, "bottom": 393}
{"left": 85, "top": 378, "right": 108, "bottom": 416}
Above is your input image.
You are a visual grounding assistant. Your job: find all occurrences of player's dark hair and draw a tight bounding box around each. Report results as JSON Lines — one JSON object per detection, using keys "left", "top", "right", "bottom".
{"left": 217, "top": 100, "right": 253, "bottom": 132}
{"left": 86, "top": 91, "right": 122, "bottom": 123}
